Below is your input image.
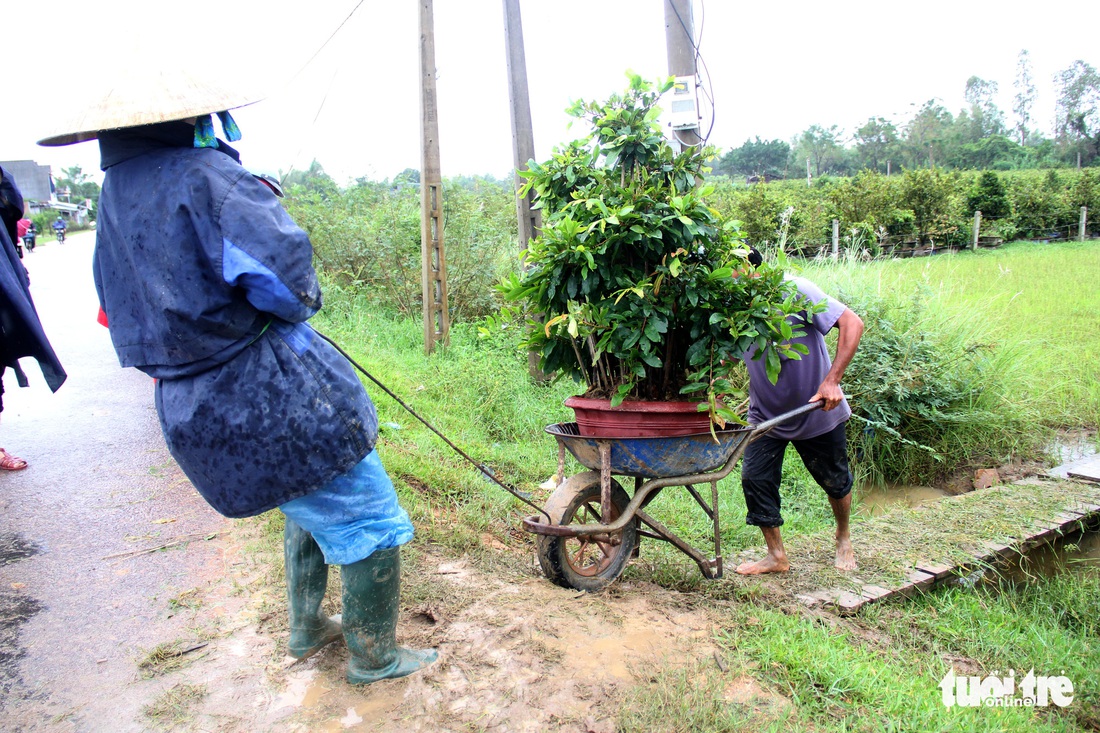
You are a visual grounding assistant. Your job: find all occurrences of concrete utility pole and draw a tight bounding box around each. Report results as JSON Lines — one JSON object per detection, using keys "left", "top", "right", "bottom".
{"left": 663, "top": 0, "right": 702, "bottom": 147}
{"left": 502, "top": 0, "right": 546, "bottom": 380}
{"left": 972, "top": 211, "right": 982, "bottom": 251}
{"left": 418, "top": 0, "right": 449, "bottom": 355}
{"left": 502, "top": 0, "right": 541, "bottom": 257}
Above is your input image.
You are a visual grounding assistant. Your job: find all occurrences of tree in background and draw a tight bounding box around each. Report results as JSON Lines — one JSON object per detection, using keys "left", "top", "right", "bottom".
{"left": 950, "top": 135, "right": 1031, "bottom": 170}
{"left": 903, "top": 100, "right": 954, "bottom": 168}
{"left": 283, "top": 160, "right": 338, "bottom": 199}
{"left": 391, "top": 168, "right": 421, "bottom": 188}
{"left": 53, "top": 165, "right": 100, "bottom": 220}
{"left": 1013, "top": 50, "right": 1037, "bottom": 146}
{"left": 792, "top": 124, "right": 847, "bottom": 177}
{"left": 1054, "top": 60, "right": 1100, "bottom": 167}
{"left": 713, "top": 137, "right": 790, "bottom": 179}
{"left": 853, "top": 117, "right": 899, "bottom": 173}
{"left": 963, "top": 76, "right": 1007, "bottom": 140}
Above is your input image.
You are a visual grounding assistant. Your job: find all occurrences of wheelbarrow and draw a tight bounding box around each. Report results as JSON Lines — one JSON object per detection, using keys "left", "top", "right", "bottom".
{"left": 522, "top": 401, "right": 823, "bottom": 591}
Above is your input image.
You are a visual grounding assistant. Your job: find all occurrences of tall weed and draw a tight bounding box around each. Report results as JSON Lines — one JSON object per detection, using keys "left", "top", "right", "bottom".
{"left": 801, "top": 258, "right": 1048, "bottom": 484}
{"left": 288, "top": 177, "right": 516, "bottom": 321}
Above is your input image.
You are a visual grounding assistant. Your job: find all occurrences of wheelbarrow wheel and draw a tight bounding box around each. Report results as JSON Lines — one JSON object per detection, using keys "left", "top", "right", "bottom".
{"left": 536, "top": 472, "right": 638, "bottom": 592}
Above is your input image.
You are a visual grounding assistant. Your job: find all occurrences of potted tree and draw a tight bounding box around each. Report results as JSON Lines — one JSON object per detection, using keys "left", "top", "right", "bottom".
{"left": 500, "top": 75, "right": 818, "bottom": 437}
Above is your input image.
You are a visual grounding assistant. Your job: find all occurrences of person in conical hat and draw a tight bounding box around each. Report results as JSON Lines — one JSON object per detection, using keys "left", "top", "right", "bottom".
{"left": 38, "top": 68, "right": 437, "bottom": 685}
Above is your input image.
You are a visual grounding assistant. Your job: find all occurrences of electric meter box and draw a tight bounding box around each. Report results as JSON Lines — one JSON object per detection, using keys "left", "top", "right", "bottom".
{"left": 668, "top": 75, "right": 699, "bottom": 130}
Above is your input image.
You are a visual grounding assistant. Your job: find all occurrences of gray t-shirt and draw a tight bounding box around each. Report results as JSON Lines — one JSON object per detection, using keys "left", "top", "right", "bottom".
{"left": 742, "top": 276, "right": 851, "bottom": 440}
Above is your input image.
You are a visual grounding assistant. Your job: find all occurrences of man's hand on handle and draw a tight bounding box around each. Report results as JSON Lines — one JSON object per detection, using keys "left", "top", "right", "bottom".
{"left": 809, "top": 381, "right": 845, "bottom": 411}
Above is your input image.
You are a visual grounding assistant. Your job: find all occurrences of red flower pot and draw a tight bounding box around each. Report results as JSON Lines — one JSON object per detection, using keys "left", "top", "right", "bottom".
{"left": 564, "top": 396, "right": 712, "bottom": 438}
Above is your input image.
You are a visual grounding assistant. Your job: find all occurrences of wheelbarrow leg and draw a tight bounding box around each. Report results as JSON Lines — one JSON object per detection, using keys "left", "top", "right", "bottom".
{"left": 635, "top": 509, "right": 722, "bottom": 579}
{"left": 711, "top": 479, "right": 722, "bottom": 578}
{"left": 599, "top": 442, "right": 612, "bottom": 523}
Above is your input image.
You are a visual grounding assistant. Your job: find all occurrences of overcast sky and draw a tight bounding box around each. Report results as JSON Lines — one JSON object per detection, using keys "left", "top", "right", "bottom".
{"left": 6, "top": 0, "right": 1097, "bottom": 185}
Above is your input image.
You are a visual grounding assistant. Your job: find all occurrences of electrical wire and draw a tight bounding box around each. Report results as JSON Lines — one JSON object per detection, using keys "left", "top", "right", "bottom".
{"left": 280, "top": 0, "right": 365, "bottom": 183}
{"left": 289, "top": 0, "right": 367, "bottom": 86}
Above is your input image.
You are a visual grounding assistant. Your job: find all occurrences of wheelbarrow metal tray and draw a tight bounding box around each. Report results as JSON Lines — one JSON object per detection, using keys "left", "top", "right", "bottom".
{"left": 545, "top": 422, "right": 753, "bottom": 478}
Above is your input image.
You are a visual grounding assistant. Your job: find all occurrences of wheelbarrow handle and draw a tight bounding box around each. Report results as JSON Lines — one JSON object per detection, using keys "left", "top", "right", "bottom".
{"left": 748, "top": 400, "right": 825, "bottom": 439}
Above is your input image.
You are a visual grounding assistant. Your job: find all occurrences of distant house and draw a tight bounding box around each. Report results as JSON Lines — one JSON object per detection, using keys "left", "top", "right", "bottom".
{"left": 1, "top": 159, "right": 92, "bottom": 224}
{"left": 2, "top": 159, "right": 52, "bottom": 202}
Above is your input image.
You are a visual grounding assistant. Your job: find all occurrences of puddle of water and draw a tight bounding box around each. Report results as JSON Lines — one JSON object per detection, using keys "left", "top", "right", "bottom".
{"left": 1051, "top": 435, "right": 1098, "bottom": 464}
{"left": 856, "top": 484, "right": 950, "bottom": 517}
{"left": 321, "top": 691, "right": 405, "bottom": 732}
{"left": 551, "top": 626, "right": 667, "bottom": 679}
{"left": 993, "top": 529, "right": 1100, "bottom": 583}
{"left": 1047, "top": 432, "right": 1099, "bottom": 478}
{"left": 274, "top": 669, "right": 330, "bottom": 710}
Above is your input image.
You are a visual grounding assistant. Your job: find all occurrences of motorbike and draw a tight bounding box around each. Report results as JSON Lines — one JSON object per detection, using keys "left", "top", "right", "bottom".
{"left": 23, "top": 228, "right": 36, "bottom": 252}
{"left": 54, "top": 227, "right": 66, "bottom": 244}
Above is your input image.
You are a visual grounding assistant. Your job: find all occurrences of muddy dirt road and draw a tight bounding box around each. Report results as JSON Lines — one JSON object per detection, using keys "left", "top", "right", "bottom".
{"left": 0, "top": 233, "right": 727, "bottom": 732}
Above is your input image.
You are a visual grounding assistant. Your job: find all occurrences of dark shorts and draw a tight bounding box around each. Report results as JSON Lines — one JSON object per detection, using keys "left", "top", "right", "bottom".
{"left": 740, "top": 422, "right": 852, "bottom": 528}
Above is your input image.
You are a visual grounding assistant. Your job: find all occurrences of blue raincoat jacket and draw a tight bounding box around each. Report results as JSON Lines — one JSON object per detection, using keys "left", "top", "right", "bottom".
{"left": 94, "top": 122, "right": 377, "bottom": 518}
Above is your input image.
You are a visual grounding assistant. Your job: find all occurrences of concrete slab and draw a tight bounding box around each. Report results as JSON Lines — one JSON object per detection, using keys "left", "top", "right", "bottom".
{"left": 1067, "top": 457, "right": 1100, "bottom": 483}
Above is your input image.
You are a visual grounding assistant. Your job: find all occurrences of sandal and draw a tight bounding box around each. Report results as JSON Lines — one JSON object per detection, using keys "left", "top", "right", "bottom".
{"left": 0, "top": 449, "right": 28, "bottom": 471}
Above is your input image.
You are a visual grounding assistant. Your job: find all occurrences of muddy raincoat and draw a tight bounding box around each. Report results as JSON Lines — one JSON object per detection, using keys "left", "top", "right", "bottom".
{"left": 94, "top": 122, "right": 377, "bottom": 518}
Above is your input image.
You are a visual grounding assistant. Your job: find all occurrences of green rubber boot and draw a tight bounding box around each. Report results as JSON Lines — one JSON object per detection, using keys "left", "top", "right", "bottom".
{"left": 284, "top": 518, "right": 342, "bottom": 659}
{"left": 341, "top": 546, "right": 438, "bottom": 685}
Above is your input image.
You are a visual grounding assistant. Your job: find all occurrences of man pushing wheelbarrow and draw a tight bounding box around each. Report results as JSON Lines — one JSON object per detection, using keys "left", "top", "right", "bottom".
{"left": 734, "top": 247, "right": 864, "bottom": 576}
{"left": 526, "top": 248, "right": 864, "bottom": 590}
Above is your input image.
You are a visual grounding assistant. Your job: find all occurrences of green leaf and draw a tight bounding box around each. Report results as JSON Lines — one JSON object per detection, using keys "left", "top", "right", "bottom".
{"left": 765, "top": 348, "right": 781, "bottom": 385}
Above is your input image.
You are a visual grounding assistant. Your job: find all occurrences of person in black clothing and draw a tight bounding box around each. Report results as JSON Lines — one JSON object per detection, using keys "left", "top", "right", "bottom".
{"left": 0, "top": 167, "right": 67, "bottom": 470}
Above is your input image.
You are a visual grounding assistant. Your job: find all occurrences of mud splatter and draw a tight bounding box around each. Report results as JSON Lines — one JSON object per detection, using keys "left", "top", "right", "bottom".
{"left": 0, "top": 533, "right": 39, "bottom": 566}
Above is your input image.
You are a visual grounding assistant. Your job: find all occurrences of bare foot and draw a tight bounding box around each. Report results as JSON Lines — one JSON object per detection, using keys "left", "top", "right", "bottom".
{"left": 835, "top": 535, "right": 856, "bottom": 571}
{"left": 735, "top": 554, "right": 790, "bottom": 575}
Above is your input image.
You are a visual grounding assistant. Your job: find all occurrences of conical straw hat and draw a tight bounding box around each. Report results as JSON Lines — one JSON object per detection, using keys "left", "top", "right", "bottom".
{"left": 38, "top": 65, "right": 268, "bottom": 147}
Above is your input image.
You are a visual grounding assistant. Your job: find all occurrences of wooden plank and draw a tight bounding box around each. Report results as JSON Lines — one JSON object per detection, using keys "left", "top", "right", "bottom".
{"left": 913, "top": 561, "right": 954, "bottom": 580}
{"left": 791, "top": 478, "right": 1100, "bottom": 615}
{"left": 1014, "top": 528, "right": 1061, "bottom": 553}
{"left": 833, "top": 590, "right": 866, "bottom": 616}
{"left": 1057, "top": 494, "right": 1097, "bottom": 511}
{"left": 796, "top": 593, "right": 824, "bottom": 609}
{"left": 977, "top": 540, "right": 1015, "bottom": 560}
{"left": 1066, "top": 457, "right": 1100, "bottom": 483}
{"left": 878, "top": 569, "right": 938, "bottom": 600}
{"left": 859, "top": 584, "right": 893, "bottom": 602}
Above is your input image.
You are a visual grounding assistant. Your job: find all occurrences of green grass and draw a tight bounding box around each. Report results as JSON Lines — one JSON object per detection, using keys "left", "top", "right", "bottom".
{"left": 614, "top": 566, "right": 1100, "bottom": 732}
{"left": 802, "top": 240, "right": 1100, "bottom": 428}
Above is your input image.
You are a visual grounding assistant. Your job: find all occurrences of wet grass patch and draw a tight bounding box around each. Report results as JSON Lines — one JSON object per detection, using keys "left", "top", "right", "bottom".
{"left": 141, "top": 682, "right": 208, "bottom": 729}
{"left": 137, "top": 640, "right": 211, "bottom": 679}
